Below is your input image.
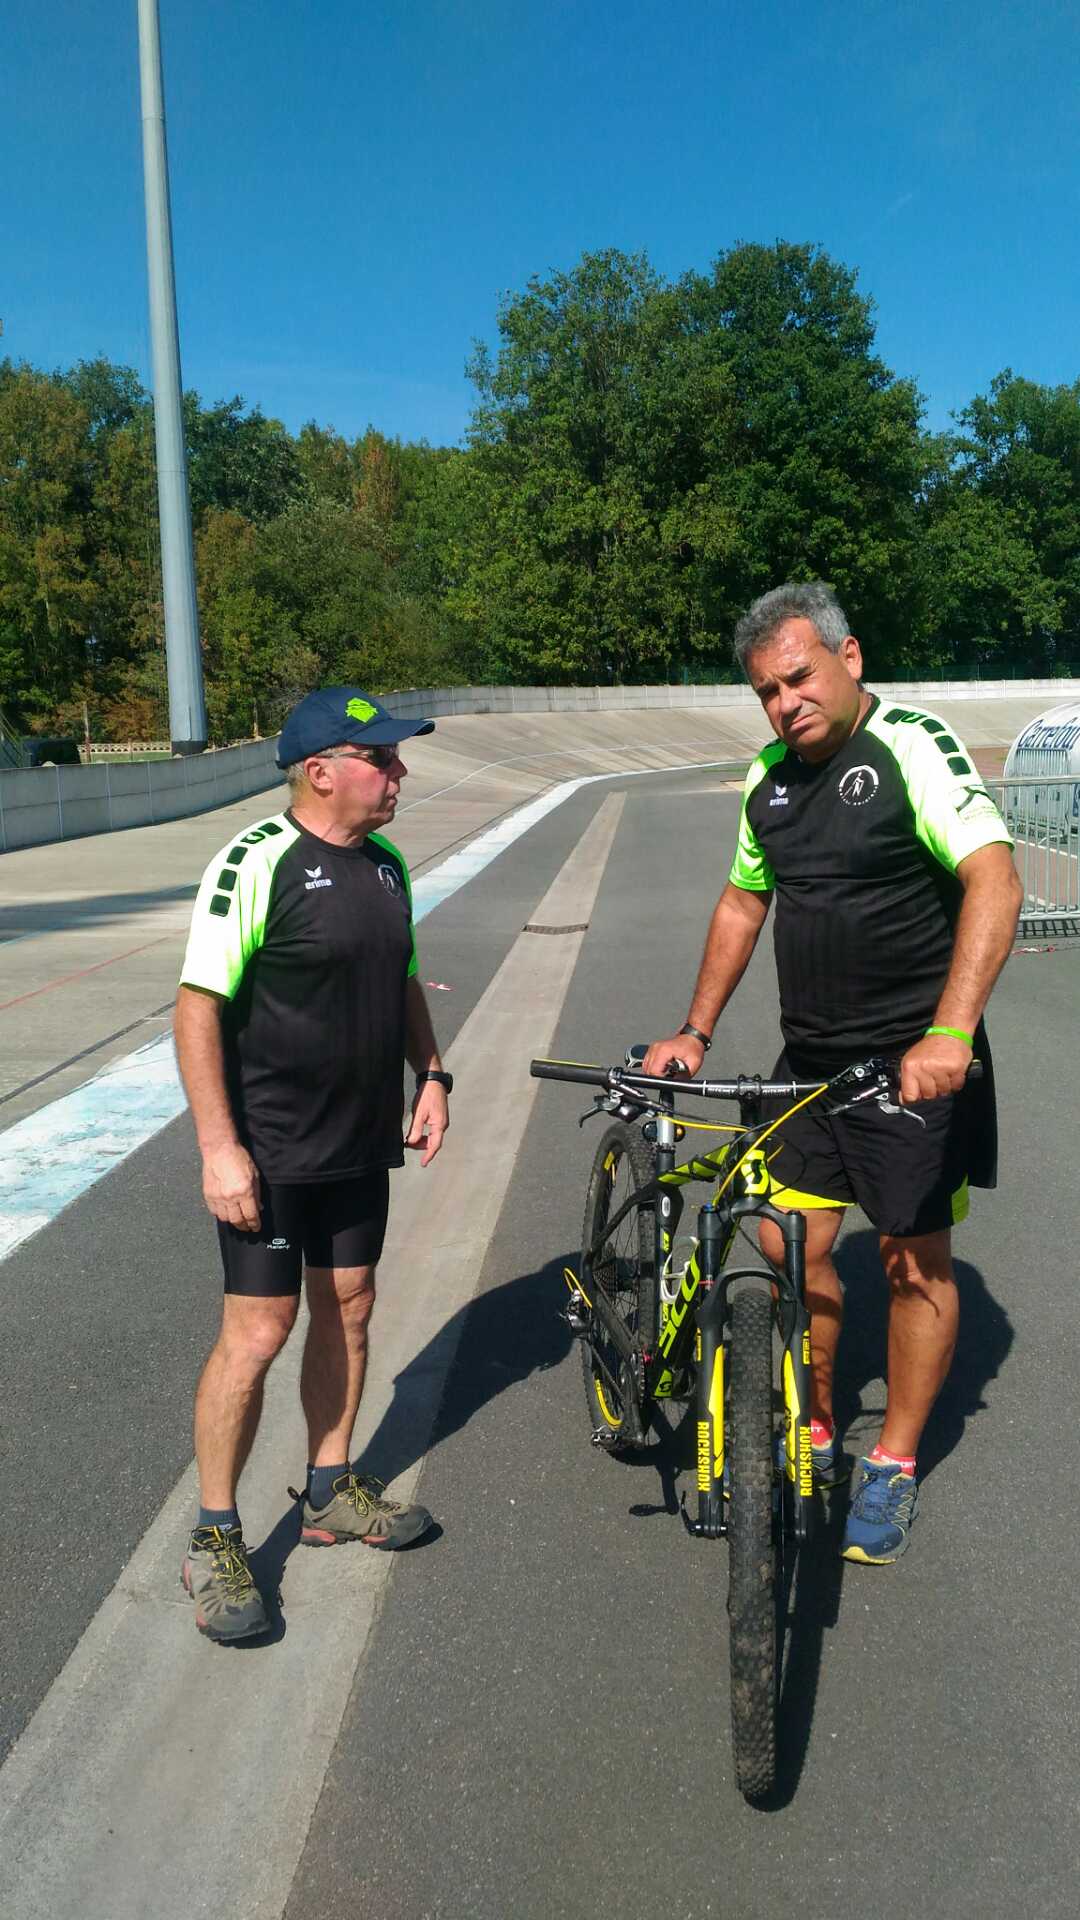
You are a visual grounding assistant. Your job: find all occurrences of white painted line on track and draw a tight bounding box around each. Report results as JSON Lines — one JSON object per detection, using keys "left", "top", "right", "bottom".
{"left": 0, "top": 796, "right": 626, "bottom": 1920}
{"left": 0, "top": 760, "right": 731, "bottom": 1263}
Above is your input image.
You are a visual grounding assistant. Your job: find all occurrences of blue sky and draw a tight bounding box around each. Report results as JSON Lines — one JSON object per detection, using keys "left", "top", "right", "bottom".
{"left": 5, "top": 0, "right": 1078, "bottom": 446}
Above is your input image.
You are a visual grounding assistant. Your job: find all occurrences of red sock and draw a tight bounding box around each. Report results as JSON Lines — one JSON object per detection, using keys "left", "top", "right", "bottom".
{"left": 870, "top": 1442, "right": 916, "bottom": 1475}
{"left": 810, "top": 1419, "right": 834, "bottom": 1449}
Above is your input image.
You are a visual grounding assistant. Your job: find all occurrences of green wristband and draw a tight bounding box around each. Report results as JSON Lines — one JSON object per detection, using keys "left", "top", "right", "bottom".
{"left": 925, "top": 1024, "right": 974, "bottom": 1048}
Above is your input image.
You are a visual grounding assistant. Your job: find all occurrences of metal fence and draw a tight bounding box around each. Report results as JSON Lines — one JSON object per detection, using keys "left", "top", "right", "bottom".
{"left": 986, "top": 775, "right": 1080, "bottom": 930}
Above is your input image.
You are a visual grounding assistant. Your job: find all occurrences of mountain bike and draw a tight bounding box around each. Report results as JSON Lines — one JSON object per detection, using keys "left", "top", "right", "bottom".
{"left": 529, "top": 1049, "right": 972, "bottom": 1798}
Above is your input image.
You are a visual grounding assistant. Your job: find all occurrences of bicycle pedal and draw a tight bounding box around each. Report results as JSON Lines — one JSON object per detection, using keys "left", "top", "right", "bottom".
{"left": 590, "top": 1427, "right": 621, "bottom": 1450}
{"left": 560, "top": 1303, "right": 590, "bottom": 1336}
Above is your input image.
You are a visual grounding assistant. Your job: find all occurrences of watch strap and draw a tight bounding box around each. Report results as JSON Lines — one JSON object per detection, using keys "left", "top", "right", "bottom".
{"left": 678, "top": 1022, "right": 712, "bottom": 1052}
{"left": 416, "top": 1069, "right": 453, "bottom": 1093}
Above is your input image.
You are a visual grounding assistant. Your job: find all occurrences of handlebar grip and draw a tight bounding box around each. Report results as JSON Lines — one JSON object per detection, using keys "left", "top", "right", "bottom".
{"left": 530, "top": 1058, "right": 610, "bottom": 1087}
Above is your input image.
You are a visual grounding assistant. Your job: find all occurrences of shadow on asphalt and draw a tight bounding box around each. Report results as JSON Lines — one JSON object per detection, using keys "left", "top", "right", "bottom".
{"left": 354, "top": 1253, "right": 576, "bottom": 1490}
{"left": 0, "top": 883, "right": 197, "bottom": 937}
{"left": 231, "top": 1257, "right": 573, "bottom": 1645}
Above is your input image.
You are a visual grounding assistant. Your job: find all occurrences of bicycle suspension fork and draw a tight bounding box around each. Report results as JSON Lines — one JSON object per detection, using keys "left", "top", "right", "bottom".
{"left": 693, "top": 1203, "right": 728, "bottom": 1540}
{"left": 776, "top": 1209, "right": 815, "bottom": 1546}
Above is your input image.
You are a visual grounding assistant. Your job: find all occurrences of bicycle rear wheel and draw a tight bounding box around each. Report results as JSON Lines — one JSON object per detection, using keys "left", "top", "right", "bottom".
{"left": 579, "top": 1122, "right": 658, "bottom": 1450}
{"left": 727, "top": 1285, "right": 777, "bottom": 1798}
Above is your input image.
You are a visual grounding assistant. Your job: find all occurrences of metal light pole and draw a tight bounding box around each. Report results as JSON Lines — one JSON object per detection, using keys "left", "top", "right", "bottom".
{"left": 137, "top": 0, "right": 207, "bottom": 753}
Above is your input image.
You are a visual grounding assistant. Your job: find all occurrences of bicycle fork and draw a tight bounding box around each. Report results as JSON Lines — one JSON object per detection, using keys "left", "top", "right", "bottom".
{"left": 691, "top": 1203, "right": 815, "bottom": 1544}
{"left": 693, "top": 1204, "right": 729, "bottom": 1540}
{"left": 777, "top": 1212, "right": 814, "bottom": 1546}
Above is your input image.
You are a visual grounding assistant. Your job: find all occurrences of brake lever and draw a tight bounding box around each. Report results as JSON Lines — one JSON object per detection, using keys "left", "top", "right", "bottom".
{"left": 578, "top": 1090, "right": 641, "bottom": 1128}
{"left": 828, "top": 1073, "right": 926, "bottom": 1128}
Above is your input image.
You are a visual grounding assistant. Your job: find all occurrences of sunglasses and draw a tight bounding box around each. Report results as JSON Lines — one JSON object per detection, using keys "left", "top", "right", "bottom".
{"left": 319, "top": 744, "right": 401, "bottom": 771}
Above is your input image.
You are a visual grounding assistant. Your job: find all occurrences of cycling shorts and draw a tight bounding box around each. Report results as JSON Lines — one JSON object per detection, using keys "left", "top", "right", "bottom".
{"left": 763, "top": 1043, "right": 998, "bottom": 1239}
{"left": 217, "top": 1172, "right": 390, "bottom": 1296}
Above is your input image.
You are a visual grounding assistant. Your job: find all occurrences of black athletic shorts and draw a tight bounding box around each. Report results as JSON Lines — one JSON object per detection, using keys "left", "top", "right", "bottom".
{"left": 216, "top": 1172, "right": 390, "bottom": 1296}
{"left": 763, "top": 1041, "right": 998, "bottom": 1239}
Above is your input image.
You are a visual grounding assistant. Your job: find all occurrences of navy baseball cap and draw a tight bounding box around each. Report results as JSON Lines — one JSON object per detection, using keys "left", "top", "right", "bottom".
{"left": 276, "top": 686, "right": 435, "bottom": 768}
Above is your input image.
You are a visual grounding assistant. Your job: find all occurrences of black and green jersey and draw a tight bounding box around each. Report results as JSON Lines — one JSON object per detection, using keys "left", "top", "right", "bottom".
{"left": 729, "top": 696, "right": 1012, "bottom": 1071}
{"left": 180, "top": 811, "right": 418, "bottom": 1183}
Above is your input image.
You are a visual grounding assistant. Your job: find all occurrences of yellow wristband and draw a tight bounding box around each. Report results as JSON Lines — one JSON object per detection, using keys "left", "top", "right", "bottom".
{"left": 925, "top": 1024, "right": 973, "bottom": 1048}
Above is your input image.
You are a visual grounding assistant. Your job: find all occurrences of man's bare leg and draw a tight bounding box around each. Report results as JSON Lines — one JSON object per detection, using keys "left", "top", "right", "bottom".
{"left": 296, "top": 1262, "right": 433, "bottom": 1548}
{"left": 877, "top": 1228, "right": 958, "bottom": 1460}
{"left": 194, "top": 1293, "right": 298, "bottom": 1508}
{"left": 300, "top": 1263, "right": 376, "bottom": 1467}
{"left": 760, "top": 1208, "right": 846, "bottom": 1426}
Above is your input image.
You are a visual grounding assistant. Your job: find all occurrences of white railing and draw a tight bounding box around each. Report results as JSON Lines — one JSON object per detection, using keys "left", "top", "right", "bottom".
{"left": 83, "top": 741, "right": 170, "bottom": 761}
{"left": 986, "top": 776, "right": 1080, "bottom": 926}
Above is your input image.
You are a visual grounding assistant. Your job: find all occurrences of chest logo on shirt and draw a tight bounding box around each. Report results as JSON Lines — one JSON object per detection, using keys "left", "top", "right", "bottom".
{"left": 838, "top": 765, "right": 879, "bottom": 808}
{"left": 305, "top": 865, "right": 333, "bottom": 891}
{"left": 769, "top": 782, "right": 789, "bottom": 807}
{"left": 377, "top": 863, "right": 402, "bottom": 897}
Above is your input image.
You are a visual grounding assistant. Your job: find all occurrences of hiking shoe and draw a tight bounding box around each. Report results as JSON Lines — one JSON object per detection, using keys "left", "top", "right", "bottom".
{"left": 291, "top": 1472, "right": 433, "bottom": 1549}
{"left": 181, "top": 1525, "right": 268, "bottom": 1642}
{"left": 841, "top": 1457, "right": 919, "bottom": 1564}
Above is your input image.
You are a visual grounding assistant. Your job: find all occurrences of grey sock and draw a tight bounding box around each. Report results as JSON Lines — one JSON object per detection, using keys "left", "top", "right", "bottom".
{"left": 196, "top": 1506, "right": 240, "bottom": 1532}
{"left": 307, "top": 1464, "right": 347, "bottom": 1510}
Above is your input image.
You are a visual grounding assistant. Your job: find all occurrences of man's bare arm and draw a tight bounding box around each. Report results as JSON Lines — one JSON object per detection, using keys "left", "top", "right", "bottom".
{"left": 900, "top": 842, "right": 1023, "bottom": 1102}
{"left": 174, "top": 984, "right": 261, "bottom": 1230}
{"left": 403, "top": 975, "right": 448, "bottom": 1167}
{"left": 643, "top": 884, "right": 772, "bottom": 1076}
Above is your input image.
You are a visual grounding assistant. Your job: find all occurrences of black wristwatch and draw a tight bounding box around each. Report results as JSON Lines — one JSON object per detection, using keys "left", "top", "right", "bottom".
{"left": 416, "top": 1069, "right": 453, "bottom": 1094}
{"left": 679, "top": 1022, "right": 712, "bottom": 1052}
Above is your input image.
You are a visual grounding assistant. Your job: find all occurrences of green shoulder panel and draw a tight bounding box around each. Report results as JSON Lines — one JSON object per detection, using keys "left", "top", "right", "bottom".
{"left": 866, "top": 704, "right": 1013, "bottom": 873}
{"left": 728, "top": 740, "right": 787, "bottom": 892}
{"left": 179, "top": 813, "right": 299, "bottom": 999}
{"left": 368, "top": 829, "right": 419, "bottom": 978}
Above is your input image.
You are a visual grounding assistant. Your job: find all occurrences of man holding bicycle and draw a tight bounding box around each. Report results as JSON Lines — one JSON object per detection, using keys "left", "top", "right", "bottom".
{"left": 174, "top": 687, "right": 450, "bottom": 1641}
{"left": 645, "top": 583, "right": 1022, "bottom": 1564}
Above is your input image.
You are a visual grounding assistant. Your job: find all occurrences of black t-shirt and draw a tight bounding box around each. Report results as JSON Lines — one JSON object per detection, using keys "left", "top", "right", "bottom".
{"left": 180, "top": 811, "right": 417, "bottom": 1182}
{"left": 729, "top": 697, "right": 1012, "bottom": 1072}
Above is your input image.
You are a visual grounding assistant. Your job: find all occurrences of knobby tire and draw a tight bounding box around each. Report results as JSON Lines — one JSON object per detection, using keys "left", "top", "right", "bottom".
{"left": 579, "top": 1122, "right": 658, "bottom": 1450}
{"left": 727, "top": 1286, "right": 777, "bottom": 1798}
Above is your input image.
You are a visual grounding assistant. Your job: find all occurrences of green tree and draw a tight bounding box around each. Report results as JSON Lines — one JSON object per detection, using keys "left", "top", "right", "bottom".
{"left": 452, "top": 244, "right": 931, "bottom": 682}
{"left": 184, "top": 394, "right": 303, "bottom": 524}
{"left": 940, "top": 371, "right": 1080, "bottom": 665}
{"left": 0, "top": 362, "right": 96, "bottom": 723}
{"left": 681, "top": 242, "right": 928, "bottom": 669}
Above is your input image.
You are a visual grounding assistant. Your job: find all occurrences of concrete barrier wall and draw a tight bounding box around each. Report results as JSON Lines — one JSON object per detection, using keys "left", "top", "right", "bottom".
{"left": 0, "top": 739, "right": 280, "bottom": 853}
{"left": 4, "top": 679, "right": 1079, "bottom": 853}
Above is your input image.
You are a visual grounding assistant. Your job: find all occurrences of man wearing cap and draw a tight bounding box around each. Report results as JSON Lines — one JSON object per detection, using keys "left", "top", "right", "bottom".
{"left": 174, "top": 687, "right": 450, "bottom": 1642}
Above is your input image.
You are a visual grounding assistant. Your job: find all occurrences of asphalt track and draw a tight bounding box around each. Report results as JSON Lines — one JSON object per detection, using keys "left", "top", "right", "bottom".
{"left": 2, "top": 766, "right": 1079, "bottom": 1919}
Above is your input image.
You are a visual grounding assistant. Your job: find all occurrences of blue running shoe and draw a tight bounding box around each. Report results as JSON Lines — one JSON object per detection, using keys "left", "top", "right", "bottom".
{"left": 841, "top": 1457, "right": 918, "bottom": 1563}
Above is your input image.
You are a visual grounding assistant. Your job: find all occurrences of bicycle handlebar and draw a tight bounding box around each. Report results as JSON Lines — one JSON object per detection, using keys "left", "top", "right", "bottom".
{"left": 529, "top": 1055, "right": 983, "bottom": 1099}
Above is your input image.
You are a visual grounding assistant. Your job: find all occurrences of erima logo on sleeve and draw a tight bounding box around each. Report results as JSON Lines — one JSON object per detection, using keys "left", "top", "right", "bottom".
{"left": 769, "top": 782, "right": 789, "bottom": 808}
{"left": 305, "top": 865, "right": 332, "bottom": 890}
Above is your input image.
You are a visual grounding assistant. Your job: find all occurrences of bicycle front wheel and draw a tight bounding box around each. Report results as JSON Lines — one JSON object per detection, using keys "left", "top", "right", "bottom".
{"left": 579, "top": 1121, "right": 658, "bottom": 1450}
{"left": 727, "top": 1285, "right": 777, "bottom": 1798}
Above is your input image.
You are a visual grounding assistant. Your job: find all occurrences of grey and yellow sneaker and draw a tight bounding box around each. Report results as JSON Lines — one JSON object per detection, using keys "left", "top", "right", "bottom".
{"left": 290, "top": 1471, "right": 433, "bottom": 1549}
{"left": 181, "top": 1525, "right": 268, "bottom": 1642}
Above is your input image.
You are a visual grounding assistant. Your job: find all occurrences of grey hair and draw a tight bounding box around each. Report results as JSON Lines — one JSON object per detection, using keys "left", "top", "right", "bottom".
{"left": 284, "top": 760, "right": 310, "bottom": 798}
{"left": 733, "top": 582, "right": 851, "bottom": 674}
